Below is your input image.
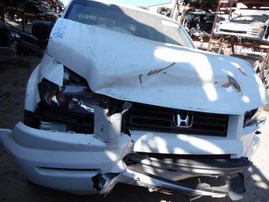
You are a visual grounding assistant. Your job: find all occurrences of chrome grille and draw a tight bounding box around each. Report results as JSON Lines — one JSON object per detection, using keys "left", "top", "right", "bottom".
{"left": 123, "top": 103, "right": 228, "bottom": 137}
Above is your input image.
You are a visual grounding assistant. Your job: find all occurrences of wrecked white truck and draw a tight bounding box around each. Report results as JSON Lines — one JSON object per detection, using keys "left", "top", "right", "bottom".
{"left": 0, "top": 0, "right": 268, "bottom": 200}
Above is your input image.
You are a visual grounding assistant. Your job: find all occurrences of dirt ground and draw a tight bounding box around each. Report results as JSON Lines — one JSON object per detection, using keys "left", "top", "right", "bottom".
{"left": 0, "top": 56, "right": 269, "bottom": 202}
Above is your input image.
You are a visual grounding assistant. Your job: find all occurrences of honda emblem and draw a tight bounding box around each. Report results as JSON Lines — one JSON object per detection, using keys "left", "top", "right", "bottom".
{"left": 174, "top": 111, "right": 193, "bottom": 128}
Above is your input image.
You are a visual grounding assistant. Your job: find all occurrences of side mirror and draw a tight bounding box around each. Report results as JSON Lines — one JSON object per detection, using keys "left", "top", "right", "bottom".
{"left": 32, "top": 20, "right": 54, "bottom": 41}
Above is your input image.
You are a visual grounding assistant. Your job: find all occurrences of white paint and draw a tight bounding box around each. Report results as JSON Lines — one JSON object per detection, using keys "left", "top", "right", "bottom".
{"left": 0, "top": 0, "right": 268, "bottom": 197}
{"left": 47, "top": 18, "right": 267, "bottom": 114}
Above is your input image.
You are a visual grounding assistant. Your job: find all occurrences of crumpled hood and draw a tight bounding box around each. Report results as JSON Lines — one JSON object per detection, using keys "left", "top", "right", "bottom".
{"left": 45, "top": 18, "right": 267, "bottom": 115}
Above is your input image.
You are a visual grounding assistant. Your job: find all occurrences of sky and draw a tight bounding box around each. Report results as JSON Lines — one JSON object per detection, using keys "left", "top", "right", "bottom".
{"left": 61, "top": 0, "right": 171, "bottom": 7}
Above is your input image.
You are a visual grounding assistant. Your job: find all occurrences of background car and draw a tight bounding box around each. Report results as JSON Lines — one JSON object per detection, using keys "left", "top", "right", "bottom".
{"left": 215, "top": 11, "right": 269, "bottom": 43}
{"left": 183, "top": 11, "right": 225, "bottom": 39}
{"left": 0, "top": 20, "right": 18, "bottom": 61}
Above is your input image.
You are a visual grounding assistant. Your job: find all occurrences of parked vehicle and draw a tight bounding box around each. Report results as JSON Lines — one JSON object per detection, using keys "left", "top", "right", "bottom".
{"left": 0, "top": 0, "right": 268, "bottom": 200}
{"left": 0, "top": 20, "right": 18, "bottom": 61}
{"left": 215, "top": 11, "right": 269, "bottom": 43}
{"left": 0, "top": 0, "right": 63, "bottom": 53}
{"left": 183, "top": 11, "right": 225, "bottom": 39}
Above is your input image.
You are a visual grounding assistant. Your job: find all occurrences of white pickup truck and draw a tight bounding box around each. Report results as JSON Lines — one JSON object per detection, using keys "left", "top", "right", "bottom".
{"left": 0, "top": 0, "right": 267, "bottom": 200}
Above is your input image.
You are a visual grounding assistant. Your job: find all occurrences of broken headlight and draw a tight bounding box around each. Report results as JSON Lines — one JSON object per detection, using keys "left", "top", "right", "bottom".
{"left": 35, "top": 78, "right": 98, "bottom": 133}
{"left": 243, "top": 108, "right": 261, "bottom": 127}
{"left": 38, "top": 80, "right": 96, "bottom": 115}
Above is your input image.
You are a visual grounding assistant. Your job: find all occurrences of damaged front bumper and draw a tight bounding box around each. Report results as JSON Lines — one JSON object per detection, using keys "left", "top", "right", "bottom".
{"left": 0, "top": 119, "right": 263, "bottom": 200}
{"left": 0, "top": 123, "right": 131, "bottom": 194}
{"left": 118, "top": 153, "right": 250, "bottom": 200}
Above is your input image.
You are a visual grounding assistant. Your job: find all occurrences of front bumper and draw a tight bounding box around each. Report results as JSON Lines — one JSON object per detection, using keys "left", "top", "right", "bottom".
{"left": 0, "top": 120, "right": 262, "bottom": 198}
{"left": 214, "top": 31, "right": 263, "bottom": 41}
{"left": 0, "top": 123, "right": 132, "bottom": 194}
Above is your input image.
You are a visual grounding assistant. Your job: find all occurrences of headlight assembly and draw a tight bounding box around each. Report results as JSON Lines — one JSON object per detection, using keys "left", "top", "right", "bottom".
{"left": 36, "top": 79, "right": 98, "bottom": 133}
{"left": 35, "top": 67, "right": 124, "bottom": 134}
{"left": 248, "top": 22, "right": 262, "bottom": 34}
{"left": 243, "top": 108, "right": 261, "bottom": 127}
{"left": 38, "top": 80, "right": 97, "bottom": 115}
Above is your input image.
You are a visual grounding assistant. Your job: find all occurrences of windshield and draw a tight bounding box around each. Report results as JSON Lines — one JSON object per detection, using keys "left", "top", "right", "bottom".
{"left": 64, "top": 0, "right": 195, "bottom": 48}
{"left": 231, "top": 15, "right": 268, "bottom": 24}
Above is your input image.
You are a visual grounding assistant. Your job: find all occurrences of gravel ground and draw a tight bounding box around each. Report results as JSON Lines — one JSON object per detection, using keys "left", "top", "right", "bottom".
{"left": 0, "top": 56, "right": 269, "bottom": 202}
